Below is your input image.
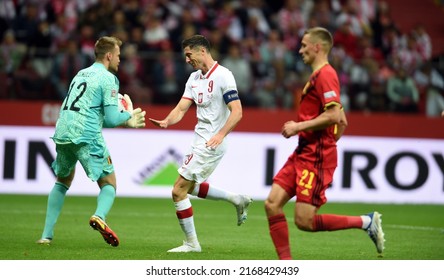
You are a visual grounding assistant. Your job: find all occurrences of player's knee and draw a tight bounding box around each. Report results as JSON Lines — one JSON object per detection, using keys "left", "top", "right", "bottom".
{"left": 57, "top": 177, "right": 73, "bottom": 187}
{"left": 97, "top": 172, "right": 117, "bottom": 189}
{"left": 172, "top": 178, "right": 195, "bottom": 200}
{"left": 264, "top": 199, "right": 272, "bottom": 212}
{"left": 171, "top": 188, "right": 179, "bottom": 200}
{"left": 57, "top": 169, "right": 75, "bottom": 186}
{"left": 294, "top": 215, "right": 313, "bottom": 231}
{"left": 264, "top": 198, "right": 280, "bottom": 216}
{"left": 171, "top": 185, "right": 188, "bottom": 201}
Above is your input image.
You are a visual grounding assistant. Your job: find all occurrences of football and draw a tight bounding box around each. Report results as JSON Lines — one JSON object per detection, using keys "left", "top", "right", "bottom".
{"left": 118, "top": 93, "right": 129, "bottom": 112}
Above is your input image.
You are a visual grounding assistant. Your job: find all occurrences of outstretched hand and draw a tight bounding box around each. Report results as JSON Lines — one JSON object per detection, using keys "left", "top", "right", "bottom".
{"left": 126, "top": 108, "right": 146, "bottom": 128}
{"left": 149, "top": 118, "right": 168, "bottom": 128}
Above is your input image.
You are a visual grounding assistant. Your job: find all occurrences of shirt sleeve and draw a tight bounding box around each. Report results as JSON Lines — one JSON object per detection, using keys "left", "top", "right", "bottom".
{"left": 103, "top": 106, "right": 131, "bottom": 128}
{"left": 101, "top": 73, "right": 130, "bottom": 127}
{"left": 221, "top": 70, "right": 239, "bottom": 104}
{"left": 102, "top": 74, "right": 120, "bottom": 108}
{"left": 182, "top": 74, "right": 194, "bottom": 100}
{"left": 317, "top": 69, "right": 341, "bottom": 109}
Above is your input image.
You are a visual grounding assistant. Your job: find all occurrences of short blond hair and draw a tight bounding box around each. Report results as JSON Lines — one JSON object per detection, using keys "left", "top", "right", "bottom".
{"left": 304, "top": 27, "right": 333, "bottom": 53}
{"left": 94, "top": 36, "right": 122, "bottom": 60}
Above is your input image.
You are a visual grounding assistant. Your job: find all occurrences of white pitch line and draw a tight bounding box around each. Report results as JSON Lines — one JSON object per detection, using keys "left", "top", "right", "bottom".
{"left": 386, "top": 224, "right": 444, "bottom": 232}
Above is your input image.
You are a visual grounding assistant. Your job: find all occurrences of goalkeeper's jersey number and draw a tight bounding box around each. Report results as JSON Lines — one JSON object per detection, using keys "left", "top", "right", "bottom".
{"left": 63, "top": 81, "right": 87, "bottom": 112}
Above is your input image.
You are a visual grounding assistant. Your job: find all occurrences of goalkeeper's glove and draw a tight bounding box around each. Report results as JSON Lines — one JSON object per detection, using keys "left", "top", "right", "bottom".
{"left": 123, "top": 94, "right": 146, "bottom": 128}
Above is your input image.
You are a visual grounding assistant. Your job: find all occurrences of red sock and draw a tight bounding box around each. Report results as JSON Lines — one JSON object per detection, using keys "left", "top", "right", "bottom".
{"left": 312, "top": 214, "right": 363, "bottom": 231}
{"left": 176, "top": 207, "right": 193, "bottom": 219}
{"left": 268, "top": 214, "right": 292, "bottom": 260}
{"left": 197, "top": 182, "right": 209, "bottom": 198}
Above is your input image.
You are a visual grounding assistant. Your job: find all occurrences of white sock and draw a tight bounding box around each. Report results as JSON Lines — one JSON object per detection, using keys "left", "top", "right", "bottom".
{"left": 175, "top": 197, "right": 199, "bottom": 245}
{"left": 191, "top": 182, "right": 237, "bottom": 204}
{"left": 361, "top": 215, "right": 371, "bottom": 229}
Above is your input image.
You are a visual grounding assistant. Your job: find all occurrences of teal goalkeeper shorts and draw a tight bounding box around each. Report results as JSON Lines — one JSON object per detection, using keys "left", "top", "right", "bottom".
{"left": 51, "top": 138, "right": 114, "bottom": 182}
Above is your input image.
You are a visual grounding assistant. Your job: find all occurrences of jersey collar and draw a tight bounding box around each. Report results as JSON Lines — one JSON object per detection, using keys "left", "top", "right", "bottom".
{"left": 201, "top": 62, "right": 218, "bottom": 79}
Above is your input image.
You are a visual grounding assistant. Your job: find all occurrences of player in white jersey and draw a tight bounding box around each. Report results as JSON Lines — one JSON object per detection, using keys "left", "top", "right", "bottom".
{"left": 150, "top": 35, "right": 252, "bottom": 253}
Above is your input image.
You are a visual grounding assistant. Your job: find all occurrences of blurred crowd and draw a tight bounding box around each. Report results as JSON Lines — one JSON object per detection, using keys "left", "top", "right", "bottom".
{"left": 0, "top": 0, "right": 444, "bottom": 117}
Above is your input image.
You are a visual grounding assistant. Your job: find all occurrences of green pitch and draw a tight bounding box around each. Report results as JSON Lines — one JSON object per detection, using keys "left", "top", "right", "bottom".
{"left": 0, "top": 194, "right": 443, "bottom": 260}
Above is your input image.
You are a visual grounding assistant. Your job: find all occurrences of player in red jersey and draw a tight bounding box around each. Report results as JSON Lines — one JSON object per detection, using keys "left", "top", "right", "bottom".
{"left": 264, "top": 27, "right": 385, "bottom": 260}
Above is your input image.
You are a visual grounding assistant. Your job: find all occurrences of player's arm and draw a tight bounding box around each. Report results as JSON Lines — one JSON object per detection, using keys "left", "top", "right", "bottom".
{"left": 334, "top": 108, "right": 348, "bottom": 141}
{"left": 149, "top": 97, "right": 193, "bottom": 128}
{"left": 103, "top": 106, "right": 131, "bottom": 128}
{"left": 206, "top": 99, "right": 242, "bottom": 149}
{"left": 102, "top": 80, "right": 132, "bottom": 128}
{"left": 282, "top": 103, "right": 341, "bottom": 138}
{"left": 103, "top": 95, "right": 146, "bottom": 128}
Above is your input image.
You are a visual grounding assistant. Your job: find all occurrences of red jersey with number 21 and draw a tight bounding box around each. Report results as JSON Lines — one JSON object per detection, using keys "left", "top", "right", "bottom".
{"left": 296, "top": 64, "right": 341, "bottom": 169}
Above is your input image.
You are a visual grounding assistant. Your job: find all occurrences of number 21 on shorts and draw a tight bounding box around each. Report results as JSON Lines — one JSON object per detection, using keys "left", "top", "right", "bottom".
{"left": 298, "top": 169, "right": 315, "bottom": 196}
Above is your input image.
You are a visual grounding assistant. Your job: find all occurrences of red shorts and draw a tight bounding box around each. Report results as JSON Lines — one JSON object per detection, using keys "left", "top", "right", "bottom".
{"left": 273, "top": 152, "right": 335, "bottom": 207}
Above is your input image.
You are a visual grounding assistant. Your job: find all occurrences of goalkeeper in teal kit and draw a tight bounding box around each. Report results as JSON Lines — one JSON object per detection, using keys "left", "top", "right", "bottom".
{"left": 36, "top": 36, "right": 146, "bottom": 247}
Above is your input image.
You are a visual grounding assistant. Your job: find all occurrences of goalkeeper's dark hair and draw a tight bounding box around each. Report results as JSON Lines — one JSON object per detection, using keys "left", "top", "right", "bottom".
{"left": 304, "top": 27, "right": 333, "bottom": 54}
{"left": 182, "top": 35, "right": 211, "bottom": 52}
{"left": 94, "top": 36, "right": 122, "bottom": 60}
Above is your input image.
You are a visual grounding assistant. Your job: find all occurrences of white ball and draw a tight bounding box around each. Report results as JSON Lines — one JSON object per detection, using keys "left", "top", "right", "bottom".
{"left": 118, "top": 93, "right": 129, "bottom": 112}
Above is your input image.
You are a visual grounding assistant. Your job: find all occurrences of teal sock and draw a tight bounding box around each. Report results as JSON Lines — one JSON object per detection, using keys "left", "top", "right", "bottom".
{"left": 41, "top": 182, "right": 68, "bottom": 239}
{"left": 94, "top": 184, "right": 116, "bottom": 220}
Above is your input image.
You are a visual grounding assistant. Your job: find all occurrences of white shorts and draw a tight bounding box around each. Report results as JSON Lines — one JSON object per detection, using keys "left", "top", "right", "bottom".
{"left": 178, "top": 134, "right": 227, "bottom": 184}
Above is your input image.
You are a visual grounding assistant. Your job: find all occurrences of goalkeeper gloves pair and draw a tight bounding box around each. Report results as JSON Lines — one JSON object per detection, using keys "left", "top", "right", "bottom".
{"left": 122, "top": 94, "right": 146, "bottom": 128}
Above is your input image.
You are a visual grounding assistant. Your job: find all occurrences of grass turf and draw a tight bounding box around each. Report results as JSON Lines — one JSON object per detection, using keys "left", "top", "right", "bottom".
{"left": 0, "top": 194, "right": 443, "bottom": 260}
